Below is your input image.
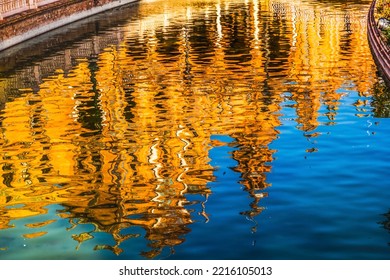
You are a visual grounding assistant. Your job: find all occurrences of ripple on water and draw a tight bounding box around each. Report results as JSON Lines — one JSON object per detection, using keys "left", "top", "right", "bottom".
{"left": 0, "top": 0, "right": 389, "bottom": 260}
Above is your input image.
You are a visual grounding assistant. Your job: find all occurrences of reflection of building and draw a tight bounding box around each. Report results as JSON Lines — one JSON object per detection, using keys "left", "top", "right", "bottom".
{"left": 0, "top": 0, "right": 377, "bottom": 258}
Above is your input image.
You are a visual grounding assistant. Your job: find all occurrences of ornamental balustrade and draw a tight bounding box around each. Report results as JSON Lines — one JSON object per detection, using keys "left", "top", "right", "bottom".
{"left": 0, "top": 0, "right": 59, "bottom": 20}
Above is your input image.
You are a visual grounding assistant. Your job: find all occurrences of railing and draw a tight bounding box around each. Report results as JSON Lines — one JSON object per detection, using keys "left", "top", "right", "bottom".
{"left": 0, "top": 0, "right": 60, "bottom": 20}
{"left": 367, "top": 0, "right": 390, "bottom": 84}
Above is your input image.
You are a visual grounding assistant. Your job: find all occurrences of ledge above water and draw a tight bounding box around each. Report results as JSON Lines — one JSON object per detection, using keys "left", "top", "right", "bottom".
{"left": 0, "top": 0, "right": 139, "bottom": 52}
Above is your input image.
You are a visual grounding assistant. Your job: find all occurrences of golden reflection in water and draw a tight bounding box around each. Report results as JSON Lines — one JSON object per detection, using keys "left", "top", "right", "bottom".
{"left": 0, "top": 0, "right": 377, "bottom": 257}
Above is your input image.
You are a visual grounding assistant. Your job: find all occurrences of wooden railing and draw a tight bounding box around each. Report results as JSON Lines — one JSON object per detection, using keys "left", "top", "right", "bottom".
{"left": 0, "top": 0, "right": 60, "bottom": 20}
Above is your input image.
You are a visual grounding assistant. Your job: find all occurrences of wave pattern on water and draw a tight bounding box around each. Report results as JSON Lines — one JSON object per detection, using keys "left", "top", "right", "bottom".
{"left": 1, "top": 0, "right": 390, "bottom": 260}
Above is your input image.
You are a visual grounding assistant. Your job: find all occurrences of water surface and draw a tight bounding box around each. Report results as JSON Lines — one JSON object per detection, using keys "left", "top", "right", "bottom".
{"left": 1, "top": 0, "right": 390, "bottom": 260}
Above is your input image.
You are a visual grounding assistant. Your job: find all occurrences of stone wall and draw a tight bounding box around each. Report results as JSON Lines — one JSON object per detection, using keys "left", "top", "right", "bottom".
{"left": 0, "top": 0, "right": 138, "bottom": 51}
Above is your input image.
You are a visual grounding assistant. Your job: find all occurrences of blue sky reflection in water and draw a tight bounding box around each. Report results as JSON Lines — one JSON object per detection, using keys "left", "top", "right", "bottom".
{"left": 1, "top": 0, "right": 390, "bottom": 260}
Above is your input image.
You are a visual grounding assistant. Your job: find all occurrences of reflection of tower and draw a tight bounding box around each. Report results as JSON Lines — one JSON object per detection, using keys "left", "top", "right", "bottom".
{"left": 76, "top": 43, "right": 104, "bottom": 137}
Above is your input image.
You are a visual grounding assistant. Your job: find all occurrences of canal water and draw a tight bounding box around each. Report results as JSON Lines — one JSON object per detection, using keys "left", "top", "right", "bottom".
{"left": 1, "top": 0, "right": 390, "bottom": 260}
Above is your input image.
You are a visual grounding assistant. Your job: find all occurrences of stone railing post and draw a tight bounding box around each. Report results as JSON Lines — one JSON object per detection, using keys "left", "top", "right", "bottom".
{"left": 29, "top": 0, "right": 38, "bottom": 9}
{"left": 0, "top": 3, "right": 4, "bottom": 20}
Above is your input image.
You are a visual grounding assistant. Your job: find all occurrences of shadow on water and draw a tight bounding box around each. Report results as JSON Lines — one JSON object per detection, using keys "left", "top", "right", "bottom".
{"left": 371, "top": 80, "right": 390, "bottom": 118}
{"left": 0, "top": 0, "right": 281, "bottom": 259}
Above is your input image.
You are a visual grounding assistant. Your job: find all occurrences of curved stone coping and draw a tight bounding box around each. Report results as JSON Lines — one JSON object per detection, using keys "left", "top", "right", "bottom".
{"left": 0, "top": 0, "right": 138, "bottom": 52}
{"left": 367, "top": 0, "right": 390, "bottom": 84}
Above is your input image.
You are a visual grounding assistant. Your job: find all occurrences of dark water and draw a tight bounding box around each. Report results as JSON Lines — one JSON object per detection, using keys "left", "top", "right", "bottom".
{"left": 1, "top": 0, "right": 390, "bottom": 260}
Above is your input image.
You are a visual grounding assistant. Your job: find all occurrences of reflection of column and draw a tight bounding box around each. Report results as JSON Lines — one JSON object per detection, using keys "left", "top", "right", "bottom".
{"left": 33, "top": 64, "right": 41, "bottom": 92}
{"left": 180, "top": 20, "right": 192, "bottom": 84}
{"left": 231, "top": 113, "right": 279, "bottom": 222}
{"left": 287, "top": 6, "right": 322, "bottom": 131}
{"left": 216, "top": 2, "right": 222, "bottom": 45}
{"left": 64, "top": 48, "right": 73, "bottom": 73}
{"left": 253, "top": 0, "right": 259, "bottom": 44}
{"left": 92, "top": 35, "right": 100, "bottom": 55}
{"left": 250, "top": 0, "right": 266, "bottom": 95}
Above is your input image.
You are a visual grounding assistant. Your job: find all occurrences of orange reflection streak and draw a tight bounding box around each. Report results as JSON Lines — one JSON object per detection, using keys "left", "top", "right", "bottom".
{"left": 0, "top": 0, "right": 377, "bottom": 258}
